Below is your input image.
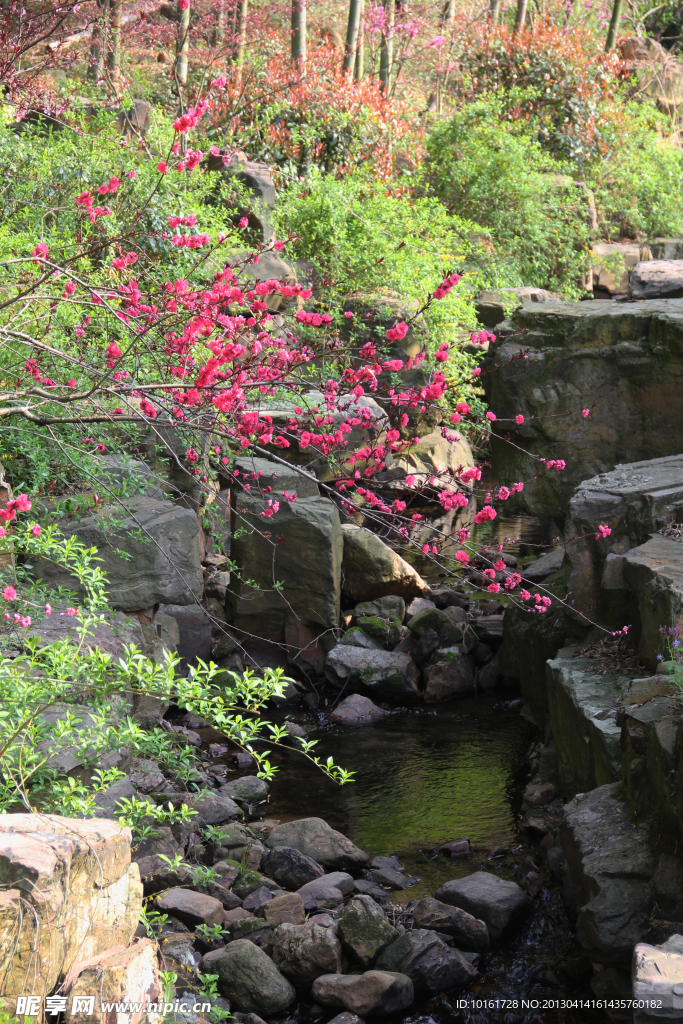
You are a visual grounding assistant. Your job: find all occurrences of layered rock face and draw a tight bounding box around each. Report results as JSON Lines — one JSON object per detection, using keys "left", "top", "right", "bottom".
{"left": 483, "top": 300, "right": 683, "bottom": 517}
{"left": 0, "top": 814, "right": 143, "bottom": 1007}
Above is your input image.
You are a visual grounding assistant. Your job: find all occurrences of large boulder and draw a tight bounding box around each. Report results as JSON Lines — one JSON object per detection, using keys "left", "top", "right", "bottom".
{"left": 337, "top": 895, "right": 399, "bottom": 967}
{"left": 375, "top": 930, "right": 478, "bottom": 992}
{"left": 312, "top": 971, "right": 414, "bottom": 1016}
{"left": 412, "top": 897, "right": 489, "bottom": 952}
{"left": 0, "top": 814, "right": 142, "bottom": 1001}
{"left": 546, "top": 659, "right": 628, "bottom": 798}
{"left": 341, "top": 525, "right": 430, "bottom": 603}
{"left": 325, "top": 647, "right": 420, "bottom": 701}
{"left": 630, "top": 259, "right": 683, "bottom": 300}
{"left": 560, "top": 783, "right": 656, "bottom": 966}
{"left": 31, "top": 496, "right": 203, "bottom": 611}
{"left": 475, "top": 286, "right": 553, "bottom": 328}
{"left": 270, "top": 917, "right": 343, "bottom": 988}
{"left": 377, "top": 431, "right": 475, "bottom": 496}
{"left": 229, "top": 479, "right": 342, "bottom": 646}
{"left": 265, "top": 818, "right": 369, "bottom": 872}
{"left": 435, "top": 871, "right": 532, "bottom": 942}
{"left": 63, "top": 938, "right": 162, "bottom": 1024}
{"left": 329, "top": 694, "right": 389, "bottom": 723}
{"left": 202, "top": 939, "right": 296, "bottom": 1015}
{"left": 483, "top": 301, "right": 683, "bottom": 517}
{"left": 564, "top": 454, "right": 683, "bottom": 622}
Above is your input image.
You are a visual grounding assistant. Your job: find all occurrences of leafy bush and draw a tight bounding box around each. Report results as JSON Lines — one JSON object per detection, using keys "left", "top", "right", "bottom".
{"left": 206, "top": 46, "right": 423, "bottom": 182}
{"left": 425, "top": 103, "right": 592, "bottom": 295}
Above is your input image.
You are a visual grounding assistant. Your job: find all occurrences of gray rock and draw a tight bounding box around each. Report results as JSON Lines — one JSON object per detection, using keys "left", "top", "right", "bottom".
{"left": 318, "top": 871, "right": 354, "bottom": 895}
{"left": 435, "top": 872, "right": 532, "bottom": 942}
{"left": 483, "top": 301, "right": 683, "bottom": 518}
{"left": 405, "top": 597, "right": 437, "bottom": 621}
{"left": 261, "top": 846, "right": 325, "bottom": 890}
{"left": 165, "top": 791, "right": 243, "bottom": 825}
{"left": 94, "top": 453, "right": 166, "bottom": 499}
{"left": 423, "top": 648, "right": 475, "bottom": 701}
{"left": 220, "top": 776, "right": 269, "bottom": 804}
{"left": 475, "top": 286, "right": 552, "bottom": 328}
{"left": 408, "top": 607, "right": 462, "bottom": 646}
{"left": 632, "top": 939, "right": 683, "bottom": 1020}
{"left": 213, "top": 822, "right": 257, "bottom": 862}
{"left": 354, "top": 596, "right": 406, "bottom": 621}
{"left": 325, "top": 647, "right": 420, "bottom": 701}
{"left": 621, "top": 533, "right": 683, "bottom": 668}
{"left": 522, "top": 547, "right": 565, "bottom": 582}
{"left": 412, "top": 898, "right": 489, "bottom": 952}
{"left": 229, "top": 486, "right": 342, "bottom": 646}
{"left": 369, "top": 856, "right": 404, "bottom": 872}
{"left": 354, "top": 616, "right": 402, "bottom": 649}
{"left": 327, "top": 1015, "right": 365, "bottom": 1024}
{"left": 375, "top": 930, "right": 478, "bottom": 992}
{"left": 565, "top": 454, "right": 683, "bottom": 622}
{"left": 561, "top": 783, "right": 655, "bottom": 965}
{"left": 338, "top": 628, "right": 382, "bottom": 651}
{"left": 297, "top": 881, "right": 345, "bottom": 913}
{"left": 31, "top": 496, "right": 202, "bottom": 611}
{"left": 337, "top": 895, "right": 399, "bottom": 967}
{"left": 233, "top": 455, "right": 320, "bottom": 498}
{"left": 329, "top": 695, "right": 388, "bottom": 723}
{"left": 630, "top": 259, "right": 683, "bottom": 299}
{"left": 270, "top": 918, "right": 343, "bottom": 988}
{"left": 243, "top": 887, "right": 276, "bottom": 913}
{"left": 341, "top": 525, "right": 430, "bottom": 604}
{"left": 312, "top": 971, "right": 414, "bottom": 1016}
{"left": 265, "top": 817, "right": 369, "bottom": 872}
{"left": 202, "top": 939, "right": 296, "bottom": 1014}
{"left": 93, "top": 777, "right": 138, "bottom": 818}
{"left": 255, "top": 892, "right": 306, "bottom": 927}
{"left": 367, "top": 867, "right": 414, "bottom": 890}
{"left": 546, "top": 658, "right": 628, "bottom": 797}
{"left": 155, "top": 888, "right": 224, "bottom": 928}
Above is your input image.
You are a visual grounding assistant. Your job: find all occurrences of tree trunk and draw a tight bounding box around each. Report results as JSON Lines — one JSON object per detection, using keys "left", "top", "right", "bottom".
{"left": 234, "top": 0, "right": 247, "bottom": 75}
{"left": 343, "top": 0, "right": 362, "bottom": 75}
{"left": 291, "top": 0, "right": 306, "bottom": 68}
{"left": 175, "top": 0, "right": 190, "bottom": 86}
{"left": 605, "top": 0, "right": 622, "bottom": 49}
{"left": 488, "top": 0, "right": 501, "bottom": 23}
{"left": 355, "top": 0, "right": 364, "bottom": 80}
{"left": 216, "top": 0, "right": 225, "bottom": 43}
{"left": 514, "top": 0, "right": 527, "bottom": 32}
{"left": 107, "top": 0, "right": 121, "bottom": 72}
{"left": 89, "top": 0, "right": 107, "bottom": 79}
{"left": 379, "top": 0, "right": 394, "bottom": 93}
{"left": 443, "top": 0, "right": 455, "bottom": 27}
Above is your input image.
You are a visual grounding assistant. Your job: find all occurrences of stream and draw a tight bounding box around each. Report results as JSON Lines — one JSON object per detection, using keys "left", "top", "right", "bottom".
{"left": 257, "top": 695, "right": 610, "bottom": 1024}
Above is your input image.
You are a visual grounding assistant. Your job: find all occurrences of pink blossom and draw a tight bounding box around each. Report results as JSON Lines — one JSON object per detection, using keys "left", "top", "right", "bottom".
{"left": 485, "top": 411, "right": 496, "bottom": 421}
{"left": 456, "top": 402, "right": 470, "bottom": 415}
{"left": 128, "top": 170, "right": 136, "bottom": 179}
{"left": 238, "top": 216, "right": 249, "bottom": 229}
{"left": 487, "top": 582, "right": 501, "bottom": 593}
{"left": 66, "top": 607, "right": 77, "bottom": 616}
{"left": 44, "top": 603, "right": 52, "bottom": 616}
{"left": 581, "top": 408, "right": 590, "bottom": 418}
{"left": 595, "top": 524, "right": 612, "bottom": 540}
{"left": 32, "top": 242, "right": 49, "bottom": 263}
{"left": 3, "top": 586, "right": 17, "bottom": 600}
{"left": 0, "top": 528, "right": 4, "bottom": 538}
{"left": 428, "top": 34, "right": 444, "bottom": 46}
{"left": 158, "top": 161, "right": 168, "bottom": 174}
{"left": 31, "top": 524, "right": 41, "bottom": 537}
{"left": 474, "top": 505, "right": 497, "bottom": 524}
{"left": 404, "top": 475, "right": 416, "bottom": 486}
{"left": 455, "top": 550, "right": 469, "bottom": 564}
{"left": 515, "top": 414, "right": 524, "bottom": 425}
{"left": 344, "top": 311, "right": 353, "bottom": 318}
{"left": 20, "top": 616, "right": 31, "bottom": 627}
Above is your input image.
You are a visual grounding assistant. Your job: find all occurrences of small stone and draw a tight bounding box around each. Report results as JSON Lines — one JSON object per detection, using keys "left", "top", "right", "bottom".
{"left": 297, "top": 882, "right": 344, "bottom": 913}
{"left": 329, "top": 694, "right": 388, "bottom": 723}
{"left": 318, "top": 871, "right": 355, "bottom": 895}
{"left": 522, "top": 782, "right": 558, "bottom": 807}
{"left": 369, "top": 856, "right": 404, "bottom": 872}
{"left": 221, "top": 776, "right": 269, "bottom": 803}
{"left": 154, "top": 888, "right": 224, "bottom": 928}
{"left": 261, "top": 846, "right": 325, "bottom": 890}
{"left": 412, "top": 897, "right": 489, "bottom": 953}
{"left": 312, "top": 971, "right": 414, "bottom": 1016}
{"left": 405, "top": 598, "right": 436, "bottom": 621}
{"left": 367, "top": 868, "right": 415, "bottom": 890}
{"left": 265, "top": 817, "right": 369, "bottom": 872}
{"left": 255, "top": 892, "right": 306, "bottom": 927}
{"left": 223, "top": 907, "right": 254, "bottom": 929}
{"left": 242, "top": 887, "right": 275, "bottom": 913}
{"left": 435, "top": 872, "right": 532, "bottom": 942}
{"left": 440, "top": 838, "right": 471, "bottom": 858}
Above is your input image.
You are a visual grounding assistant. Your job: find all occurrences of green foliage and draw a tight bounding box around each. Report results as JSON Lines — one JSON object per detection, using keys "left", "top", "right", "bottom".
{"left": 0, "top": 521, "right": 352, "bottom": 828}
{"left": 426, "top": 102, "right": 592, "bottom": 296}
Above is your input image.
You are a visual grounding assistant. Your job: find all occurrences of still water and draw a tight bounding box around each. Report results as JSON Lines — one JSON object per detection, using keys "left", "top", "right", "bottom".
{"left": 262, "top": 695, "right": 609, "bottom": 1024}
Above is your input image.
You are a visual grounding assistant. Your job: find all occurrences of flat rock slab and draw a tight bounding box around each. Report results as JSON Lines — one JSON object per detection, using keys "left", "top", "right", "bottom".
{"left": 412, "top": 897, "right": 489, "bottom": 952}
{"left": 154, "top": 887, "right": 224, "bottom": 927}
{"left": 630, "top": 259, "right": 683, "bottom": 299}
{"left": 565, "top": 453, "right": 683, "bottom": 620}
{"left": 546, "top": 658, "right": 629, "bottom": 798}
{"left": 632, "top": 938, "right": 683, "bottom": 1020}
{"left": 522, "top": 546, "right": 565, "bottom": 582}
{"left": 560, "top": 783, "right": 655, "bottom": 965}
{"left": 435, "top": 871, "right": 532, "bottom": 942}
{"left": 622, "top": 533, "right": 683, "bottom": 667}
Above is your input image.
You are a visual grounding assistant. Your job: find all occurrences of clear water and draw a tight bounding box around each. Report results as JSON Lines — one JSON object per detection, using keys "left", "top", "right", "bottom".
{"left": 259, "top": 695, "right": 609, "bottom": 1024}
